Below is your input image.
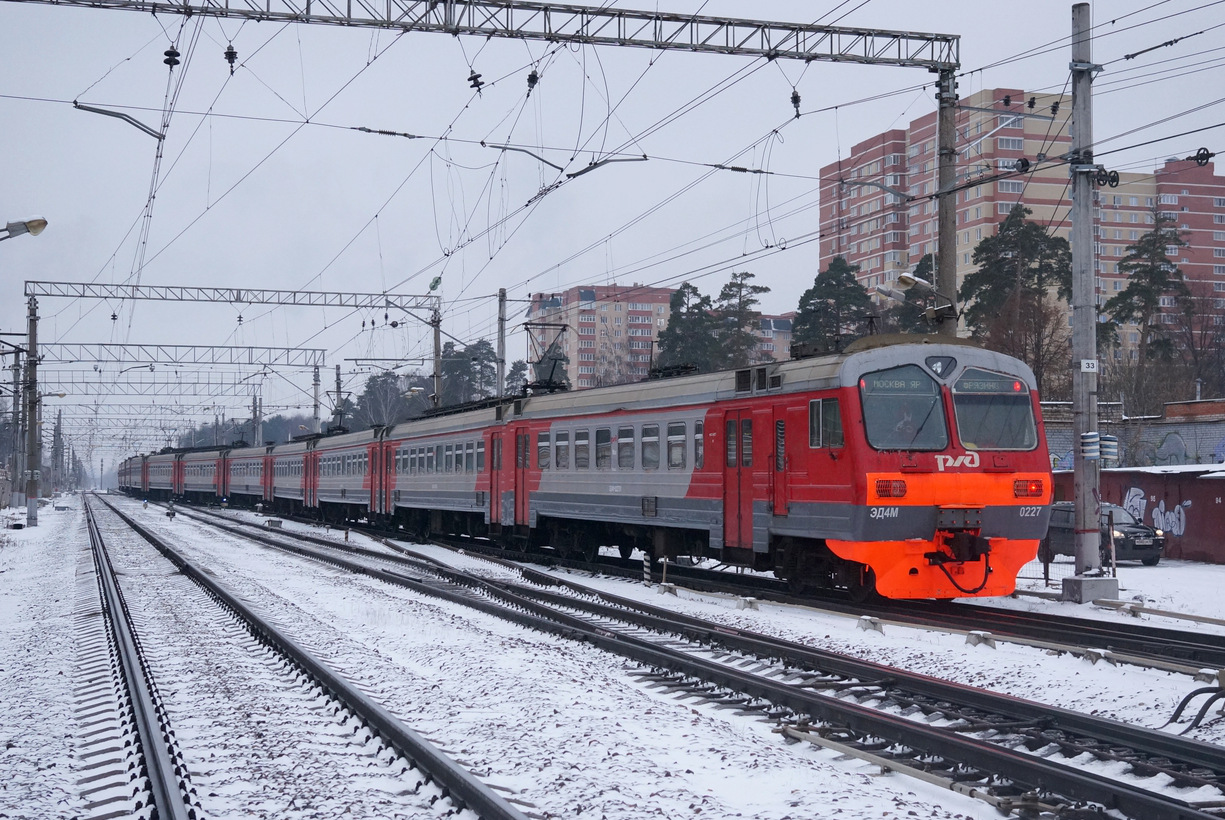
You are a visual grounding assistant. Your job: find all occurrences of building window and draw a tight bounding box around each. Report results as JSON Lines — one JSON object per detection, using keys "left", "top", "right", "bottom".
{"left": 1160, "top": 194, "right": 1178, "bottom": 205}
{"left": 997, "top": 137, "right": 1024, "bottom": 151}
{"left": 998, "top": 180, "right": 1024, "bottom": 194}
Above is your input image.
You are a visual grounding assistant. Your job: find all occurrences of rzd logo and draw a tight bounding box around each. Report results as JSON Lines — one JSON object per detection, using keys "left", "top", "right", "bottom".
{"left": 935, "top": 452, "right": 980, "bottom": 471}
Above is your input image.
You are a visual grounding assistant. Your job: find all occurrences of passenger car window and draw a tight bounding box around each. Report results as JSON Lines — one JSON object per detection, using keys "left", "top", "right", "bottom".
{"left": 641, "top": 425, "right": 660, "bottom": 470}
{"left": 617, "top": 427, "right": 634, "bottom": 469}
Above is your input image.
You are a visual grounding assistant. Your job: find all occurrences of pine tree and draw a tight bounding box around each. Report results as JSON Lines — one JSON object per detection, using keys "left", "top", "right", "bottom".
{"left": 655, "top": 282, "right": 720, "bottom": 373}
{"left": 959, "top": 204, "right": 1072, "bottom": 396}
{"left": 714, "top": 271, "right": 770, "bottom": 369}
{"left": 1102, "top": 209, "right": 1190, "bottom": 369}
{"left": 792, "top": 256, "right": 874, "bottom": 352}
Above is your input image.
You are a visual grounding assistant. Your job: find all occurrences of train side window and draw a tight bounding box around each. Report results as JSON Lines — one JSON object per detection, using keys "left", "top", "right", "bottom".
{"left": 433, "top": 445, "right": 442, "bottom": 473}
{"left": 823, "top": 401, "right": 844, "bottom": 447}
{"left": 476, "top": 440, "right": 485, "bottom": 472}
{"left": 491, "top": 438, "right": 500, "bottom": 471}
{"left": 574, "top": 430, "right": 590, "bottom": 469}
{"left": 555, "top": 431, "right": 571, "bottom": 469}
{"left": 725, "top": 419, "right": 737, "bottom": 467}
{"left": 617, "top": 427, "right": 635, "bottom": 469}
{"left": 740, "top": 419, "right": 753, "bottom": 467}
{"left": 518, "top": 433, "right": 529, "bottom": 469}
{"left": 642, "top": 424, "right": 660, "bottom": 470}
{"left": 445, "top": 445, "right": 454, "bottom": 473}
{"left": 809, "top": 399, "right": 844, "bottom": 447}
{"left": 465, "top": 441, "right": 475, "bottom": 473}
{"left": 694, "top": 421, "right": 704, "bottom": 469}
{"left": 595, "top": 428, "right": 611, "bottom": 469}
{"left": 667, "top": 422, "right": 686, "bottom": 469}
{"left": 537, "top": 432, "right": 551, "bottom": 470}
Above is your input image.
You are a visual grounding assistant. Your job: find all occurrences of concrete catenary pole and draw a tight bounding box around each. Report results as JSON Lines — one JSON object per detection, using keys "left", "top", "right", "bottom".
{"left": 935, "top": 67, "right": 960, "bottom": 337}
{"left": 312, "top": 365, "right": 321, "bottom": 434}
{"left": 10, "top": 357, "right": 22, "bottom": 510}
{"left": 1067, "top": 3, "right": 1117, "bottom": 601}
{"left": 24, "top": 296, "right": 39, "bottom": 527}
{"left": 497, "top": 288, "right": 507, "bottom": 398}
{"left": 432, "top": 308, "right": 442, "bottom": 409}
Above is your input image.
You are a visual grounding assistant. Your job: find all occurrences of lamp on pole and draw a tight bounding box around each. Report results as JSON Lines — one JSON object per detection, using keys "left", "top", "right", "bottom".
{"left": 0, "top": 217, "right": 48, "bottom": 242}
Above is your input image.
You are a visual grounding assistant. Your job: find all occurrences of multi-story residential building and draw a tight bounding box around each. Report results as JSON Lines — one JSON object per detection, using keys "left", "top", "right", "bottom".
{"left": 755, "top": 314, "right": 794, "bottom": 361}
{"left": 526, "top": 287, "right": 793, "bottom": 389}
{"left": 527, "top": 284, "right": 675, "bottom": 388}
{"left": 819, "top": 88, "right": 1225, "bottom": 358}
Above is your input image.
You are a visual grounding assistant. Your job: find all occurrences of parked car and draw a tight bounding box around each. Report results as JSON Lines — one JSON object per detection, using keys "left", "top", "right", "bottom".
{"left": 1040, "top": 501, "right": 1165, "bottom": 566}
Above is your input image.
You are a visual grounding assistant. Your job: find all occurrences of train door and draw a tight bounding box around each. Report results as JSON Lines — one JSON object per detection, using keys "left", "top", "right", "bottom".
{"left": 367, "top": 443, "right": 380, "bottom": 514}
{"left": 514, "top": 427, "right": 531, "bottom": 526}
{"left": 722, "top": 410, "right": 755, "bottom": 549}
{"left": 489, "top": 432, "right": 504, "bottom": 528}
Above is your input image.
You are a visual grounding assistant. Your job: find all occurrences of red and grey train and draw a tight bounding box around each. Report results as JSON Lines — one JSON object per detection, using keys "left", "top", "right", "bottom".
{"left": 118, "top": 336, "right": 1053, "bottom": 599}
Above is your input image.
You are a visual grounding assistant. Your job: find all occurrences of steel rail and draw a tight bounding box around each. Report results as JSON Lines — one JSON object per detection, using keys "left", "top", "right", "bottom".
{"left": 83, "top": 497, "right": 194, "bottom": 820}
{"left": 92, "top": 496, "right": 531, "bottom": 820}
{"left": 159, "top": 503, "right": 1224, "bottom": 820}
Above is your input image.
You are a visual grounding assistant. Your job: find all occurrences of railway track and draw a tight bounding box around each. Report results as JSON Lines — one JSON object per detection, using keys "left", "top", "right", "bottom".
{"left": 85, "top": 494, "right": 531, "bottom": 820}
{"left": 160, "top": 499, "right": 1225, "bottom": 820}
{"left": 246, "top": 504, "right": 1225, "bottom": 679}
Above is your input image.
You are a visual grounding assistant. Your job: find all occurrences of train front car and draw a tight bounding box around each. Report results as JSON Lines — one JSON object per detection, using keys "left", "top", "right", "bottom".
{"left": 826, "top": 341, "right": 1051, "bottom": 599}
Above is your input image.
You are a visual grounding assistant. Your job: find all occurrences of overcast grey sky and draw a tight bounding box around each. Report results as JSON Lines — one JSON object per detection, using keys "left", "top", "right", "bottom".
{"left": 2, "top": 0, "right": 1223, "bottom": 461}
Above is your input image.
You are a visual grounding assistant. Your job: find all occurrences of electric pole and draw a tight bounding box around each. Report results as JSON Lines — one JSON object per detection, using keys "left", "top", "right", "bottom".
{"left": 24, "top": 296, "right": 39, "bottom": 526}
{"left": 935, "top": 68, "right": 959, "bottom": 337}
{"left": 496, "top": 288, "right": 507, "bottom": 398}
{"left": 1067, "top": 3, "right": 1116, "bottom": 602}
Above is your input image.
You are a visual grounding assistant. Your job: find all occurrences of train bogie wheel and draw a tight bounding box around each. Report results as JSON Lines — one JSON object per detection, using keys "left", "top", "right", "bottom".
{"left": 847, "top": 566, "right": 878, "bottom": 604}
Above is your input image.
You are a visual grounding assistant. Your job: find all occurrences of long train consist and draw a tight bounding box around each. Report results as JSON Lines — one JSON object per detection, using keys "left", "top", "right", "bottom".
{"left": 118, "top": 336, "right": 1053, "bottom": 599}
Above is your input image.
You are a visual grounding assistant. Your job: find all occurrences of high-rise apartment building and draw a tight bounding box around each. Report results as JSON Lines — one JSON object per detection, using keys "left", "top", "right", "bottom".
{"left": 526, "top": 287, "right": 794, "bottom": 389}
{"left": 527, "top": 284, "right": 675, "bottom": 388}
{"left": 818, "top": 87, "right": 1225, "bottom": 353}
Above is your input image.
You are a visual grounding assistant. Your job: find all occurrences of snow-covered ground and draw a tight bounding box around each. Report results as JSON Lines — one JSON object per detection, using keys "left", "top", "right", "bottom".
{"left": 3, "top": 497, "right": 1224, "bottom": 820}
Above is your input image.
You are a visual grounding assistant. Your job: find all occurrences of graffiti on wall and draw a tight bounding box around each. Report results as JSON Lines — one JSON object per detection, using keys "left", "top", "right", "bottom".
{"left": 1122, "top": 486, "right": 1191, "bottom": 536}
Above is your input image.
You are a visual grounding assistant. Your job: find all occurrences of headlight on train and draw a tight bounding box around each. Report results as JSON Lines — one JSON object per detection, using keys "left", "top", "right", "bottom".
{"left": 1013, "top": 479, "right": 1044, "bottom": 498}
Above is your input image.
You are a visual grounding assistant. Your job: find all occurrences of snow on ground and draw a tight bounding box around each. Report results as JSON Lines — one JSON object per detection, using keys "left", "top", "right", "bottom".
{"left": 4, "top": 495, "right": 1225, "bottom": 820}
{"left": 0, "top": 504, "right": 85, "bottom": 819}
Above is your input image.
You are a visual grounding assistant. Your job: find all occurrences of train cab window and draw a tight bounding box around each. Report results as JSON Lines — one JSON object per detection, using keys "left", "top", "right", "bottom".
{"left": 555, "top": 431, "right": 571, "bottom": 469}
{"left": 667, "top": 422, "right": 686, "bottom": 469}
{"left": 476, "top": 441, "right": 485, "bottom": 472}
{"left": 860, "top": 365, "right": 949, "bottom": 451}
{"left": 537, "top": 432, "right": 551, "bottom": 470}
{"left": 574, "top": 430, "right": 590, "bottom": 469}
{"left": 693, "top": 421, "right": 704, "bottom": 469}
{"left": 595, "top": 428, "right": 611, "bottom": 470}
{"left": 641, "top": 425, "right": 660, "bottom": 470}
{"left": 617, "top": 427, "right": 635, "bottom": 469}
{"left": 808, "top": 399, "right": 844, "bottom": 448}
{"left": 951, "top": 368, "right": 1037, "bottom": 450}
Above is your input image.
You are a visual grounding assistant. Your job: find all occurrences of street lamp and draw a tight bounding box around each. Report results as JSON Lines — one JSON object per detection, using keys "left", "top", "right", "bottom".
{"left": 877, "top": 271, "right": 959, "bottom": 326}
{"left": 0, "top": 217, "right": 48, "bottom": 242}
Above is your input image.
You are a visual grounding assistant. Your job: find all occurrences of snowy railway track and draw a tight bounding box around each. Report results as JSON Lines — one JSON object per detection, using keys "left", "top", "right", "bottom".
{"left": 165, "top": 502, "right": 1225, "bottom": 820}
{"left": 87, "top": 495, "right": 531, "bottom": 820}
{"left": 254, "top": 505, "right": 1225, "bottom": 676}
